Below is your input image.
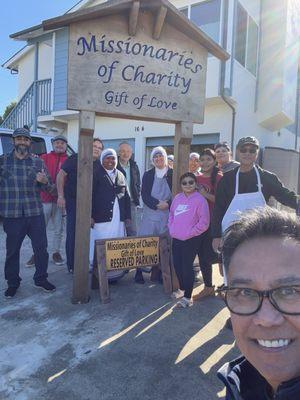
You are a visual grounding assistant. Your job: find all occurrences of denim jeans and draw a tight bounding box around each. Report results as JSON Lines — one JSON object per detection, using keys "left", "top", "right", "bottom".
{"left": 3, "top": 215, "right": 49, "bottom": 287}
{"left": 65, "top": 197, "right": 76, "bottom": 271}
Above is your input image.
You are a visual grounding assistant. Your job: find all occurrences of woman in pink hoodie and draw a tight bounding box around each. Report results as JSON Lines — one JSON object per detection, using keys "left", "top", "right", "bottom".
{"left": 168, "top": 173, "right": 210, "bottom": 308}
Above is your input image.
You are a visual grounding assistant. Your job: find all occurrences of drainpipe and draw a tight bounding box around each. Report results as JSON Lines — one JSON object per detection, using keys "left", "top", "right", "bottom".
{"left": 32, "top": 42, "right": 39, "bottom": 131}
{"left": 219, "top": 0, "right": 236, "bottom": 150}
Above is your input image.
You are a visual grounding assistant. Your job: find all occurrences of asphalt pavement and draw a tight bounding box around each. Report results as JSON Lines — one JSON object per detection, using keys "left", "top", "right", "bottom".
{"left": 0, "top": 222, "right": 239, "bottom": 400}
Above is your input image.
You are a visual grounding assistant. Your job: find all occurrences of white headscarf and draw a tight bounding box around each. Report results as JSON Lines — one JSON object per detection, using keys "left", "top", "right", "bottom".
{"left": 150, "top": 146, "right": 168, "bottom": 178}
{"left": 100, "top": 148, "right": 118, "bottom": 181}
{"left": 100, "top": 148, "right": 118, "bottom": 165}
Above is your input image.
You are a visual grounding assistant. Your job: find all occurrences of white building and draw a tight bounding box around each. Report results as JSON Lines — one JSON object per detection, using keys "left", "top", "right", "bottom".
{"left": 2, "top": 0, "right": 300, "bottom": 175}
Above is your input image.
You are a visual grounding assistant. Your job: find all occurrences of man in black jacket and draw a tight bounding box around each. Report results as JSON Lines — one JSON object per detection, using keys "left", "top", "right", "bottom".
{"left": 212, "top": 136, "right": 297, "bottom": 253}
{"left": 218, "top": 207, "right": 300, "bottom": 399}
{"left": 117, "top": 142, "right": 141, "bottom": 236}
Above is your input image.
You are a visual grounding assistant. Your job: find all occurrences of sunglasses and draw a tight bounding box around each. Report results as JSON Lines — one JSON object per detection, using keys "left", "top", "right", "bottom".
{"left": 181, "top": 180, "right": 195, "bottom": 186}
{"left": 239, "top": 147, "right": 257, "bottom": 154}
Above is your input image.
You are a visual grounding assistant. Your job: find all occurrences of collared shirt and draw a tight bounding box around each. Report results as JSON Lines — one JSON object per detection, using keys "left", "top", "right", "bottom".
{"left": 120, "top": 161, "right": 131, "bottom": 198}
{"left": 0, "top": 151, "right": 52, "bottom": 218}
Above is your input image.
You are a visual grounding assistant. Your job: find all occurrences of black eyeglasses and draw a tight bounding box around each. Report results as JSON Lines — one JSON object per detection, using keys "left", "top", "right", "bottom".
{"left": 217, "top": 286, "right": 300, "bottom": 315}
{"left": 181, "top": 180, "right": 195, "bottom": 186}
{"left": 239, "top": 147, "right": 257, "bottom": 154}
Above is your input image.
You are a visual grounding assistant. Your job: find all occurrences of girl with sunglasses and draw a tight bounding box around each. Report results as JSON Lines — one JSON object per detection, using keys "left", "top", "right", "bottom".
{"left": 168, "top": 173, "right": 210, "bottom": 308}
{"left": 193, "top": 148, "right": 223, "bottom": 301}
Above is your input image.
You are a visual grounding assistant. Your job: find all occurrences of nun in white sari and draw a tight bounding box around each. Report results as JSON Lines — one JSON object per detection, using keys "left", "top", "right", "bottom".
{"left": 89, "top": 148, "right": 131, "bottom": 275}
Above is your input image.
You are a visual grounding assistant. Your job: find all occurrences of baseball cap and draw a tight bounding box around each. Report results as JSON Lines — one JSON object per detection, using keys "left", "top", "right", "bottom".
{"left": 237, "top": 136, "right": 259, "bottom": 149}
{"left": 52, "top": 134, "right": 68, "bottom": 144}
{"left": 167, "top": 155, "right": 174, "bottom": 161}
{"left": 12, "top": 127, "right": 31, "bottom": 140}
{"left": 189, "top": 152, "right": 200, "bottom": 160}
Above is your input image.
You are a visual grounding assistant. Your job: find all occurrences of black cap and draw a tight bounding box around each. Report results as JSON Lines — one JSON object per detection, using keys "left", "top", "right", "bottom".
{"left": 52, "top": 134, "right": 68, "bottom": 144}
{"left": 237, "top": 136, "right": 259, "bottom": 149}
{"left": 12, "top": 127, "right": 31, "bottom": 140}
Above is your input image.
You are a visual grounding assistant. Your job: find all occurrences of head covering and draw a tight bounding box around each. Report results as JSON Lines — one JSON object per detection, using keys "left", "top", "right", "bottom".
{"left": 237, "top": 136, "right": 259, "bottom": 149}
{"left": 150, "top": 146, "right": 168, "bottom": 166}
{"left": 167, "top": 155, "right": 174, "bottom": 161}
{"left": 52, "top": 134, "right": 68, "bottom": 144}
{"left": 214, "top": 142, "right": 231, "bottom": 151}
{"left": 189, "top": 152, "right": 200, "bottom": 160}
{"left": 12, "top": 127, "right": 31, "bottom": 140}
{"left": 100, "top": 148, "right": 118, "bottom": 165}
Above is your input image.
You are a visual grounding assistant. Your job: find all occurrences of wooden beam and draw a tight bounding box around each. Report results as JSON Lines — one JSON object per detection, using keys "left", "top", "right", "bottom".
{"left": 72, "top": 111, "right": 95, "bottom": 304}
{"left": 153, "top": 6, "right": 167, "bottom": 40}
{"left": 129, "top": 1, "right": 140, "bottom": 36}
{"left": 172, "top": 122, "right": 193, "bottom": 195}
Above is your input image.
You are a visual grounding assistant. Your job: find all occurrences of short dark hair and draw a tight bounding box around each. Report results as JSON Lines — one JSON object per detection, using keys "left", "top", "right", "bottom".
{"left": 214, "top": 142, "right": 231, "bottom": 151}
{"left": 179, "top": 172, "right": 197, "bottom": 184}
{"left": 93, "top": 138, "right": 104, "bottom": 149}
{"left": 222, "top": 207, "right": 300, "bottom": 274}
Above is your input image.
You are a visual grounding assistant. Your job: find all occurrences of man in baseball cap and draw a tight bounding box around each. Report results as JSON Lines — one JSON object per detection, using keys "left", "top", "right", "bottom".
{"left": 212, "top": 135, "right": 298, "bottom": 256}
{"left": 1, "top": 127, "right": 56, "bottom": 298}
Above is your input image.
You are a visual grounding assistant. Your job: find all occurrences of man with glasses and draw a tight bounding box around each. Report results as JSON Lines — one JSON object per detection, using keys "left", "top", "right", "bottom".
{"left": 217, "top": 207, "right": 300, "bottom": 399}
{"left": 211, "top": 136, "right": 297, "bottom": 253}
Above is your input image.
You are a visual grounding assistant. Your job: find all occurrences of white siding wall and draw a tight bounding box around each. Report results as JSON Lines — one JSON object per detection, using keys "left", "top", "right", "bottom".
{"left": 38, "top": 43, "right": 53, "bottom": 80}
{"left": 17, "top": 48, "right": 34, "bottom": 99}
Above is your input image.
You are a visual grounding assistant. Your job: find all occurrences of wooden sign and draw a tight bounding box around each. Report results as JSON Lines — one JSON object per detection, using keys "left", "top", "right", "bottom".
{"left": 106, "top": 236, "right": 159, "bottom": 271}
{"left": 68, "top": 11, "right": 207, "bottom": 123}
{"left": 92, "top": 235, "right": 179, "bottom": 303}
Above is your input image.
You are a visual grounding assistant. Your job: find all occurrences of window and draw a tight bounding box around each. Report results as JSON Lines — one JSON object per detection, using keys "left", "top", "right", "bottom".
{"left": 234, "top": 3, "right": 259, "bottom": 76}
{"left": 235, "top": 3, "right": 247, "bottom": 67}
{"left": 190, "top": 0, "right": 221, "bottom": 43}
{"left": 31, "top": 138, "right": 47, "bottom": 155}
{"left": 246, "top": 16, "right": 259, "bottom": 76}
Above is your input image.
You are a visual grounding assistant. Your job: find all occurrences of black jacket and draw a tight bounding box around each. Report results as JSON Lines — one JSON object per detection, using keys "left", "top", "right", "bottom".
{"left": 141, "top": 167, "right": 173, "bottom": 210}
{"left": 117, "top": 158, "right": 141, "bottom": 206}
{"left": 218, "top": 356, "right": 300, "bottom": 399}
{"left": 211, "top": 165, "right": 298, "bottom": 237}
{"left": 92, "top": 165, "right": 131, "bottom": 223}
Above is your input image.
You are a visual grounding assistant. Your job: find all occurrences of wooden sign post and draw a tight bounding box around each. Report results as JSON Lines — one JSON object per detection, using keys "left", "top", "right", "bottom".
{"left": 43, "top": 0, "right": 229, "bottom": 304}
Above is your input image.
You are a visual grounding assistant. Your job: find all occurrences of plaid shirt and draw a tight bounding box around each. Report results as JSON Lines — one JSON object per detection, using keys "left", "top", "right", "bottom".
{"left": 0, "top": 151, "right": 52, "bottom": 218}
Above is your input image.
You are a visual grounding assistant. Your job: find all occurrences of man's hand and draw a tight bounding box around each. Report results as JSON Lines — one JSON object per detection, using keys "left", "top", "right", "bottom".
{"left": 157, "top": 200, "right": 169, "bottom": 210}
{"left": 57, "top": 196, "right": 66, "bottom": 210}
{"left": 125, "top": 219, "right": 131, "bottom": 228}
{"left": 36, "top": 170, "right": 48, "bottom": 184}
{"left": 212, "top": 238, "right": 222, "bottom": 253}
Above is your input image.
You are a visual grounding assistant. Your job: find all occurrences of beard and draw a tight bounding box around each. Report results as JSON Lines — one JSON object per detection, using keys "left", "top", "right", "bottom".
{"left": 15, "top": 144, "right": 30, "bottom": 156}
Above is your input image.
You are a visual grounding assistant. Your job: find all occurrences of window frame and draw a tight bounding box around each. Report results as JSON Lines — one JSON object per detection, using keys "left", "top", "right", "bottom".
{"left": 234, "top": 1, "right": 259, "bottom": 77}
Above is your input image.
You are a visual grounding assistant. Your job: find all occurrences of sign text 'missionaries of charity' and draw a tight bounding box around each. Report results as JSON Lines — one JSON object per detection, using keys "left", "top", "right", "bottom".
{"left": 105, "top": 236, "right": 159, "bottom": 271}
{"left": 68, "top": 12, "right": 208, "bottom": 123}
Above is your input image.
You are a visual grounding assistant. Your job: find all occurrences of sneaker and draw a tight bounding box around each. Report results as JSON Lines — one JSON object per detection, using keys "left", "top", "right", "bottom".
{"left": 26, "top": 255, "right": 35, "bottom": 267}
{"left": 193, "top": 285, "right": 215, "bottom": 301}
{"left": 176, "top": 297, "right": 193, "bottom": 308}
{"left": 52, "top": 252, "right": 64, "bottom": 266}
{"left": 5, "top": 287, "right": 18, "bottom": 298}
{"left": 171, "top": 289, "right": 184, "bottom": 300}
{"left": 34, "top": 280, "right": 56, "bottom": 292}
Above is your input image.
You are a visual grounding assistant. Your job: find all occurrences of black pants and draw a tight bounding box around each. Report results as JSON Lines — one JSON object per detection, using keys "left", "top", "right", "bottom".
{"left": 65, "top": 197, "right": 76, "bottom": 272}
{"left": 197, "top": 228, "right": 217, "bottom": 287}
{"left": 172, "top": 236, "right": 200, "bottom": 299}
{"left": 3, "top": 215, "right": 49, "bottom": 288}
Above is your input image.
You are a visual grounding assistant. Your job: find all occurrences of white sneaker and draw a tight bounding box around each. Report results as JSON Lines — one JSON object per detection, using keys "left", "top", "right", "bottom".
{"left": 171, "top": 289, "right": 184, "bottom": 300}
{"left": 176, "top": 297, "right": 193, "bottom": 308}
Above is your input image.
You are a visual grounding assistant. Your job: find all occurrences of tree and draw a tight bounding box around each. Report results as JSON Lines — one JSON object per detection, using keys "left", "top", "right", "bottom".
{"left": 2, "top": 101, "right": 17, "bottom": 120}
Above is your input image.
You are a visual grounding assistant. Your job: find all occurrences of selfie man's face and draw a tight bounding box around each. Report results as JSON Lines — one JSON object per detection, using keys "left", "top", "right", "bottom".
{"left": 14, "top": 136, "right": 31, "bottom": 155}
{"left": 228, "top": 237, "right": 300, "bottom": 391}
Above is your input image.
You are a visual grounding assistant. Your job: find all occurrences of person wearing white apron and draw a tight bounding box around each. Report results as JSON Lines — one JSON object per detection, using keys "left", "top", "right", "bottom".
{"left": 211, "top": 136, "right": 298, "bottom": 285}
{"left": 221, "top": 166, "right": 266, "bottom": 233}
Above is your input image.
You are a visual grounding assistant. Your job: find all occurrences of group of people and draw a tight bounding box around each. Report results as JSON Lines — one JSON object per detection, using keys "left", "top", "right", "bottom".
{"left": 1, "top": 127, "right": 300, "bottom": 398}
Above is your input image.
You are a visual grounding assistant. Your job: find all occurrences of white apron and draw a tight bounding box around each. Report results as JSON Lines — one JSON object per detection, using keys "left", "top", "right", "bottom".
{"left": 222, "top": 166, "right": 266, "bottom": 233}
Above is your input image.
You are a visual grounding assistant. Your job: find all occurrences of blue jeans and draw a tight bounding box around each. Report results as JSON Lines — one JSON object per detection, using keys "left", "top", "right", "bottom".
{"left": 3, "top": 215, "right": 49, "bottom": 287}
{"left": 65, "top": 197, "right": 76, "bottom": 271}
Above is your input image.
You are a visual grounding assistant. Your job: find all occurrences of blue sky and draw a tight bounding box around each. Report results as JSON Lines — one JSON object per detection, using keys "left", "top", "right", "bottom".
{"left": 0, "top": 0, "right": 79, "bottom": 117}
